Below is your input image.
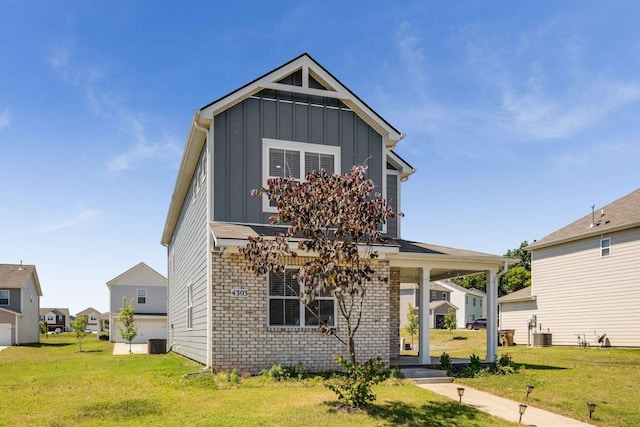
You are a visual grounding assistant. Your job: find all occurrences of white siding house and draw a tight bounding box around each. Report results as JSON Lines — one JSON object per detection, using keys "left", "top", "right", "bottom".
{"left": 439, "top": 281, "right": 486, "bottom": 329}
{"left": 106, "top": 262, "right": 168, "bottom": 344}
{"left": 501, "top": 188, "right": 640, "bottom": 347}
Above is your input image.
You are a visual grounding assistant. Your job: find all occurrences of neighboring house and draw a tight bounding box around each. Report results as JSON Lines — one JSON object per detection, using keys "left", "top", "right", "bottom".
{"left": 498, "top": 286, "right": 536, "bottom": 346}
{"left": 161, "top": 53, "right": 513, "bottom": 373}
{"left": 502, "top": 188, "right": 640, "bottom": 347}
{"left": 40, "top": 308, "right": 71, "bottom": 332}
{"left": 0, "top": 263, "right": 42, "bottom": 345}
{"left": 439, "top": 281, "right": 486, "bottom": 329}
{"left": 428, "top": 282, "right": 457, "bottom": 329}
{"left": 106, "top": 262, "right": 167, "bottom": 344}
{"left": 75, "top": 307, "right": 101, "bottom": 332}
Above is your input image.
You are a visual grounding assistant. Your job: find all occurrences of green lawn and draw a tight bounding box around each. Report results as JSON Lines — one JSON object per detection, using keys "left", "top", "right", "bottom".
{"left": 0, "top": 334, "right": 517, "bottom": 427}
{"left": 421, "top": 329, "right": 640, "bottom": 427}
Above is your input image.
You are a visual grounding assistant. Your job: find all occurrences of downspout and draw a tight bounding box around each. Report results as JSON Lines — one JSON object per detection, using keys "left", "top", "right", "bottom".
{"left": 192, "top": 118, "right": 213, "bottom": 370}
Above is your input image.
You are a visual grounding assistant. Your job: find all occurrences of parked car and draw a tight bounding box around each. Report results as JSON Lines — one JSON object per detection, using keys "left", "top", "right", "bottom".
{"left": 85, "top": 328, "right": 92, "bottom": 333}
{"left": 466, "top": 318, "right": 487, "bottom": 330}
{"left": 54, "top": 328, "right": 62, "bottom": 334}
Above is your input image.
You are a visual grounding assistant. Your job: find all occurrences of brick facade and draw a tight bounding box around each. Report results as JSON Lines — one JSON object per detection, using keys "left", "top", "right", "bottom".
{"left": 389, "top": 267, "right": 401, "bottom": 359}
{"left": 211, "top": 252, "right": 391, "bottom": 374}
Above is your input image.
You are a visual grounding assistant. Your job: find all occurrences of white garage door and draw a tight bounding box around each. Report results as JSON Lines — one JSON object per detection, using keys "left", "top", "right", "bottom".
{"left": 0, "top": 323, "right": 12, "bottom": 346}
{"left": 114, "top": 319, "right": 166, "bottom": 344}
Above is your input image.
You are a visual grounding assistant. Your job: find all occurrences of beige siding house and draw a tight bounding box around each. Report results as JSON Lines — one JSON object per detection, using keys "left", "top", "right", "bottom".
{"left": 504, "top": 188, "right": 640, "bottom": 347}
{"left": 498, "top": 286, "right": 536, "bottom": 346}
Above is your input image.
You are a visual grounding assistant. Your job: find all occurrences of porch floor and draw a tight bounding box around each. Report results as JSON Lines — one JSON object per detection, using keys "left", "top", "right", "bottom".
{"left": 390, "top": 355, "right": 491, "bottom": 370}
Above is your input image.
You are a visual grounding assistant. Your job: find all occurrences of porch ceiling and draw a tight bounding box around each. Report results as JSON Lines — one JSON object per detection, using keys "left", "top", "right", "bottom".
{"left": 399, "top": 267, "right": 489, "bottom": 282}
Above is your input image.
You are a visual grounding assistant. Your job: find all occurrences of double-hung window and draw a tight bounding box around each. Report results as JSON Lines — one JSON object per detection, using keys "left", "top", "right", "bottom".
{"left": 268, "top": 269, "right": 336, "bottom": 328}
{"left": 0, "top": 290, "right": 9, "bottom": 305}
{"left": 262, "top": 139, "right": 340, "bottom": 212}
{"left": 600, "top": 238, "right": 611, "bottom": 257}
{"left": 137, "top": 289, "right": 147, "bottom": 304}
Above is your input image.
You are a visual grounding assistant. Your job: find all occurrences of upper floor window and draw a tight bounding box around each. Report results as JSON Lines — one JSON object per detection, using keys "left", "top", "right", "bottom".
{"left": 431, "top": 291, "right": 436, "bottom": 301}
{"left": 600, "top": 238, "right": 611, "bottom": 257}
{"left": 47, "top": 315, "right": 54, "bottom": 321}
{"left": 58, "top": 315, "right": 63, "bottom": 321}
{"left": 441, "top": 293, "right": 447, "bottom": 301}
{"left": 89, "top": 315, "right": 96, "bottom": 322}
{"left": 137, "top": 289, "right": 147, "bottom": 304}
{"left": 473, "top": 298, "right": 476, "bottom": 307}
{"left": 0, "top": 290, "right": 8, "bottom": 305}
{"left": 466, "top": 295, "right": 469, "bottom": 305}
{"left": 268, "top": 269, "right": 336, "bottom": 328}
{"left": 262, "top": 139, "right": 340, "bottom": 212}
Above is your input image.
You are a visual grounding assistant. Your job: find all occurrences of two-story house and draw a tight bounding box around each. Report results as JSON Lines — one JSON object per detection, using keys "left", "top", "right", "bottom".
{"left": 500, "top": 188, "right": 640, "bottom": 347}
{"left": 40, "top": 308, "right": 71, "bottom": 332}
{"left": 439, "top": 281, "right": 486, "bottom": 329}
{"left": 162, "top": 53, "right": 513, "bottom": 372}
{"left": 76, "top": 307, "right": 101, "bottom": 333}
{"left": 105, "top": 262, "right": 167, "bottom": 344}
{"left": 0, "top": 263, "right": 42, "bottom": 345}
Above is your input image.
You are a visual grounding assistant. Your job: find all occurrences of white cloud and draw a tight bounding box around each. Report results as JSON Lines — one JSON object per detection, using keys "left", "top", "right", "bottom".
{"left": 0, "top": 109, "right": 10, "bottom": 129}
{"left": 40, "top": 209, "right": 100, "bottom": 232}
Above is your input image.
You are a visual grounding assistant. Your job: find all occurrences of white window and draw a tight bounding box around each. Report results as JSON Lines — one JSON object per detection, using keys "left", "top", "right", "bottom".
{"left": 268, "top": 269, "right": 336, "bottom": 328}
{"left": 47, "top": 314, "right": 54, "bottom": 322}
{"left": 262, "top": 139, "right": 340, "bottom": 212}
{"left": 137, "top": 289, "right": 147, "bottom": 304}
{"left": 89, "top": 315, "right": 96, "bottom": 322}
{"left": 473, "top": 297, "right": 476, "bottom": 307}
{"left": 431, "top": 291, "right": 436, "bottom": 301}
{"left": 601, "top": 238, "right": 611, "bottom": 257}
{"left": 441, "top": 293, "right": 447, "bottom": 301}
{"left": 0, "top": 290, "right": 8, "bottom": 305}
{"left": 186, "top": 283, "right": 193, "bottom": 330}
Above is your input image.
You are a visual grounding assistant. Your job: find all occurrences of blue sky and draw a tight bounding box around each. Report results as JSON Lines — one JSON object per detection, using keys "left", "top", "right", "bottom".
{"left": 2, "top": 1, "right": 639, "bottom": 314}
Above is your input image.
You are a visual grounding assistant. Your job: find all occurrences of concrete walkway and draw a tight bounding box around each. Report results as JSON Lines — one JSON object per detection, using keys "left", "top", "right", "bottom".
{"left": 112, "top": 343, "right": 148, "bottom": 355}
{"left": 420, "top": 383, "right": 593, "bottom": 427}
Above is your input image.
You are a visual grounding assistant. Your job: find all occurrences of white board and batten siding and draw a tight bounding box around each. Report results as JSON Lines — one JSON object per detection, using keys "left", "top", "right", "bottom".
{"left": 532, "top": 227, "right": 640, "bottom": 347}
{"left": 167, "top": 146, "right": 209, "bottom": 365}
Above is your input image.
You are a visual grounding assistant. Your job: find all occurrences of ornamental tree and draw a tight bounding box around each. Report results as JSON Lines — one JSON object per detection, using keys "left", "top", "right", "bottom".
{"left": 117, "top": 297, "right": 138, "bottom": 354}
{"left": 71, "top": 315, "right": 88, "bottom": 351}
{"left": 240, "top": 165, "right": 398, "bottom": 366}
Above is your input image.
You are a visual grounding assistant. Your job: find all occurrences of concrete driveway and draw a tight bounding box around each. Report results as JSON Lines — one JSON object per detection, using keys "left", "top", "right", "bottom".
{"left": 112, "top": 343, "right": 148, "bottom": 355}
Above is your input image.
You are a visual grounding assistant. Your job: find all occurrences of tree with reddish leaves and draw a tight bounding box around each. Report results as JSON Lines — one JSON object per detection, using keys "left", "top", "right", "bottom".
{"left": 241, "top": 165, "right": 399, "bottom": 407}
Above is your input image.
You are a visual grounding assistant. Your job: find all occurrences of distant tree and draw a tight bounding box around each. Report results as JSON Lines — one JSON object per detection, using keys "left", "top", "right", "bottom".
{"left": 451, "top": 273, "right": 486, "bottom": 293}
{"left": 504, "top": 241, "right": 531, "bottom": 270}
{"left": 71, "top": 315, "right": 89, "bottom": 351}
{"left": 117, "top": 297, "right": 138, "bottom": 354}
{"left": 39, "top": 319, "right": 48, "bottom": 338}
{"left": 444, "top": 308, "right": 457, "bottom": 333}
{"left": 500, "top": 265, "right": 531, "bottom": 295}
{"left": 404, "top": 303, "right": 419, "bottom": 350}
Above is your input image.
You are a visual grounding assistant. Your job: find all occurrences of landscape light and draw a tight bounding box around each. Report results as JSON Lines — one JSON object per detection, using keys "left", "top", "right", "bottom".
{"left": 526, "top": 384, "right": 535, "bottom": 400}
{"left": 587, "top": 402, "right": 597, "bottom": 419}
{"left": 518, "top": 403, "right": 527, "bottom": 423}
{"left": 457, "top": 387, "right": 465, "bottom": 403}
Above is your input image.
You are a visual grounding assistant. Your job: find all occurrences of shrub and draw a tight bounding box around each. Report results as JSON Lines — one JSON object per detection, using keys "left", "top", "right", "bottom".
{"left": 458, "top": 353, "right": 485, "bottom": 378}
{"left": 492, "top": 353, "right": 516, "bottom": 375}
{"left": 326, "top": 356, "right": 386, "bottom": 408}
{"left": 260, "top": 362, "right": 305, "bottom": 382}
{"left": 439, "top": 352, "right": 452, "bottom": 375}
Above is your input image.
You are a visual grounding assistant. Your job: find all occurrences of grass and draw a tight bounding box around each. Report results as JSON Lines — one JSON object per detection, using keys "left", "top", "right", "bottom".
{"left": 408, "top": 328, "right": 640, "bottom": 427}
{"left": 0, "top": 333, "right": 517, "bottom": 427}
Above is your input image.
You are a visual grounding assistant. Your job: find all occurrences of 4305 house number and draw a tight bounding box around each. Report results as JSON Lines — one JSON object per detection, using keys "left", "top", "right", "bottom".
{"left": 230, "top": 288, "right": 249, "bottom": 297}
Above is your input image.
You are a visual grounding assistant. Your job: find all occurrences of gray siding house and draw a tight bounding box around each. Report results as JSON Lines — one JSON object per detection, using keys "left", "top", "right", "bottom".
{"left": 162, "top": 53, "right": 513, "bottom": 373}
{"left": 106, "top": 262, "right": 168, "bottom": 344}
{"left": 0, "top": 263, "right": 42, "bottom": 345}
{"left": 502, "top": 188, "right": 640, "bottom": 347}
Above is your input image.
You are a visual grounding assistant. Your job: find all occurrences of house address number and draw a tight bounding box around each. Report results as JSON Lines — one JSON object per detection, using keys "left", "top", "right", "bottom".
{"left": 231, "top": 288, "right": 249, "bottom": 297}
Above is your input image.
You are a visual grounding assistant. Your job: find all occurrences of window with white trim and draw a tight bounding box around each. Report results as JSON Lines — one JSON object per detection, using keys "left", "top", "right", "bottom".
{"left": 441, "top": 293, "right": 447, "bottom": 301}
{"left": 137, "top": 289, "right": 147, "bottom": 304}
{"left": 473, "top": 297, "right": 476, "bottom": 307}
{"left": 186, "top": 283, "right": 193, "bottom": 330}
{"left": 47, "top": 314, "right": 54, "bottom": 322}
{"left": 431, "top": 291, "right": 436, "bottom": 301}
{"left": 600, "top": 238, "right": 611, "bottom": 257}
{"left": 268, "top": 269, "right": 336, "bottom": 328}
{"left": 0, "top": 290, "right": 8, "bottom": 305}
{"left": 262, "top": 139, "right": 340, "bottom": 212}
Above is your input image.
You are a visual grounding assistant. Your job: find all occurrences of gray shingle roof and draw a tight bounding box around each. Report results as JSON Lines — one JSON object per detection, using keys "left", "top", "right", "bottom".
{"left": 0, "top": 264, "right": 36, "bottom": 289}
{"left": 527, "top": 188, "right": 640, "bottom": 250}
{"left": 497, "top": 286, "right": 534, "bottom": 303}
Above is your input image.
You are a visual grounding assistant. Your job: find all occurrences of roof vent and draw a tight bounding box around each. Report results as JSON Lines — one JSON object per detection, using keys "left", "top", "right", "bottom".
{"left": 18, "top": 260, "right": 24, "bottom": 270}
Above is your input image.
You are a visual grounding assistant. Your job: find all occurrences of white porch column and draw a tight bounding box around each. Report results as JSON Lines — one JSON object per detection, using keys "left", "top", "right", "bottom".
{"left": 418, "top": 266, "right": 431, "bottom": 364}
{"left": 486, "top": 268, "right": 498, "bottom": 362}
